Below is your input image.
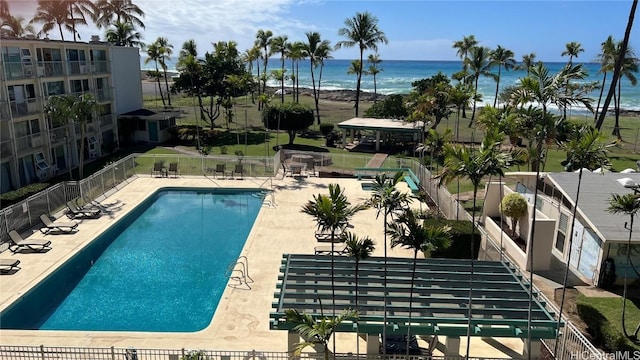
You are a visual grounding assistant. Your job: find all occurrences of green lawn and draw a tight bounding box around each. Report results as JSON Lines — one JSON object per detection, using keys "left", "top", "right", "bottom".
{"left": 577, "top": 294, "right": 640, "bottom": 350}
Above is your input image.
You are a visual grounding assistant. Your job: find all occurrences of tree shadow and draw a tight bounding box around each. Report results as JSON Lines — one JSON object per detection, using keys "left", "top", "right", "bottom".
{"left": 277, "top": 144, "right": 330, "bottom": 153}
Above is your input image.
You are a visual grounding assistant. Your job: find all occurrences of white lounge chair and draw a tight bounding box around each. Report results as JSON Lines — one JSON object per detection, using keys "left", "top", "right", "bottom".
{"left": 8, "top": 230, "right": 51, "bottom": 253}
{"left": 314, "top": 243, "right": 348, "bottom": 255}
{"left": 0, "top": 258, "right": 21, "bottom": 273}
{"left": 39, "top": 214, "right": 79, "bottom": 234}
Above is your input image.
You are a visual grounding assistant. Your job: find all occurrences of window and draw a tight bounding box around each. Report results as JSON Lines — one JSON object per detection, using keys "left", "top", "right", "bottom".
{"left": 45, "top": 81, "right": 65, "bottom": 97}
{"left": 555, "top": 213, "right": 569, "bottom": 252}
{"left": 34, "top": 152, "right": 49, "bottom": 172}
{"left": 70, "top": 79, "right": 90, "bottom": 94}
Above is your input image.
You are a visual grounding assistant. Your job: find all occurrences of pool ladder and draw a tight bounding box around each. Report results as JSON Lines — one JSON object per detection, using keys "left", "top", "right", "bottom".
{"left": 226, "top": 255, "right": 253, "bottom": 290}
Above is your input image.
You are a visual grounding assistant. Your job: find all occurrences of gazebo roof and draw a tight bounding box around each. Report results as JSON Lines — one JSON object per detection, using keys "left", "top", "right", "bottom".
{"left": 337, "top": 117, "right": 424, "bottom": 133}
{"left": 270, "top": 255, "right": 559, "bottom": 339}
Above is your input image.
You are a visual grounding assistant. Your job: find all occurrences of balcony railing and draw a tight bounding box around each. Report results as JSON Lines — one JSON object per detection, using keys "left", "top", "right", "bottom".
{"left": 99, "top": 114, "right": 114, "bottom": 127}
{"left": 15, "top": 133, "right": 44, "bottom": 152}
{"left": 0, "top": 139, "right": 13, "bottom": 159}
{"left": 67, "top": 61, "right": 90, "bottom": 75}
{"left": 36, "top": 61, "right": 65, "bottom": 77}
{"left": 49, "top": 126, "right": 70, "bottom": 144}
{"left": 91, "top": 61, "right": 109, "bottom": 74}
{"left": 0, "top": 102, "right": 10, "bottom": 121}
{"left": 74, "top": 122, "right": 97, "bottom": 136}
{"left": 2, "top": 61, "right": 34, "bottom": 80}
{"left": 95, "top": 88, "right": 111, "bottom": 101}
{"left": 9, "top": 99, "right": 39, "bottom": 118}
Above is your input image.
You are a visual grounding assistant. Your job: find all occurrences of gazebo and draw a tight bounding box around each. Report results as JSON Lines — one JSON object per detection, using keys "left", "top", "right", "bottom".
{"left": 337, "top": 118, "right": 425, "bottom": 152}
{"left": 270, "top": 255, "right": 559, "bottom": 358}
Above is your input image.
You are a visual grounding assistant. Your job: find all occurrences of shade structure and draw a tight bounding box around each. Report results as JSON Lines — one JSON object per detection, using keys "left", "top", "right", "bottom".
{"left": 270, "top": 255, "right": 559, "bottom": 339}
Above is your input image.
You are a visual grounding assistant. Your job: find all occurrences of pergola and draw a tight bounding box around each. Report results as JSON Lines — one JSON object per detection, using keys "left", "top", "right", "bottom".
{"left": 337, "top": 118, "right": 425, "bottom": 152}
{"left": 270, "top": 255, "right": 559, "bottom": 358}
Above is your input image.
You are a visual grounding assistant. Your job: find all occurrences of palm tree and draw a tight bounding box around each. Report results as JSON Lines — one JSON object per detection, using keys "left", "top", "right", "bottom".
{"left": 335, "top": 12, "right": 388, "bottom": 117}
{"left": 301, "top": 184, "right": 368, "bottom": 322}
{"left": 1, "top": 15, "right": 36, "bottom": 38}
{"left": 303, "top": 31, "right": 332, "bottom": 125}
{"left": 437, "top": 130, "right": 514, "bottom": 358}
{"left": 347, "top": 59, "right": 361, "bottom": 80}
{"left": 610, "top": 43, "right": 638, "bottom": 140}
{"left": 145, "top": 42, "right": 165, "bottom": 105}
{"left": 270, "top": 35, "right": 288, "bottom": 103}
{"left": 72, "top": 93, "right": 99, "bottom": 179}
{"left": 519, "top": 53, "right": 537, "bottom": 76}
{"left": 607, "top": 192, "right": 640, "bottom": 338}
{"left": 285, "top": 308, "right": 357, "bottom": 360}
{"left": 255, "top": 29, "right": 273, "bottom": 102}
{"left": 68, "top": 0, "right": 96, "bottom": 41}
{"left": 387, "top": 209, "right": 451, "bottom": 355}
{"left": 367, "top": 53, "right": 383, "bottom": 102}
{"left": 45, "top": 95, "right": 76, "bottom": 179}
{"left": 595, "top": 0, "right": 638, "bottom": 131}
{"left": 449, "top": 82, "right": 474, "bottom": 140}
{"left": 95, "top": 0, "right": 145, "bottom": 29}
{"left": 594, "top": 36, "right": 616, "bottom": 121}
{"left": 452, "top": 35, "right": 478, "bottom": 74}
{"left": 490, "top": 45, "right": 516, "bottom": 107}
{"left": 466, "top": 46, "right": 495, "bottom": 126}
{"left": 31, "top": 0, "right": 75, "bottom": 40}
{"left": 155, "top": 37, "right": 174, "bottom": 107}
{"left": 286, "top": 41, "right": 305, "bottom": 103}
{"left": 555, "top": 126, "right": 610, "bottom": 353}
{"left": 178, "top": 39, "right": 197, "bottom": 61}
{"left": 105, "top": 20, "right": 143, "bottom": 47}
{"left": 562, "top": 41, "right": 584, "bottom": 67}
{"left": 343, "top": 233, "right": 375, "bottom": 356}
{"left": 369, "top": 172, "right": 410, "bottom": 354}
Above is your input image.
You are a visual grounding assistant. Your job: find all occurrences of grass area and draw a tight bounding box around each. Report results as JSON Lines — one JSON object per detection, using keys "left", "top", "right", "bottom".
{"left": 577, "top": 294, "right": 640, "bottom": 350}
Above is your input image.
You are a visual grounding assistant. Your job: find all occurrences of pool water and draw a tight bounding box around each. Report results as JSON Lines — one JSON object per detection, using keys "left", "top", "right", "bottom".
{"left": 0, "top": 188, "right": 264, "bottom": 332}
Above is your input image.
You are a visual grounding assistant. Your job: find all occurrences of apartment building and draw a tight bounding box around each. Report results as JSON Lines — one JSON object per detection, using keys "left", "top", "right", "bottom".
{"left": 0, "top": 36, "right": 143, "bottom": 194}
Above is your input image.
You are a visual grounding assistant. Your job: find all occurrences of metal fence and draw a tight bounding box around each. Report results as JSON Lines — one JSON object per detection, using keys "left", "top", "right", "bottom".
{"left": 0, "top": 345, "right": 512, "bottom": 360}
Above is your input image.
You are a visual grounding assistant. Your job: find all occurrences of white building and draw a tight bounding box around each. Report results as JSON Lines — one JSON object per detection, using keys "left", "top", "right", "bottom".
{"left": 0, "top": 37, "right": 143, "bottom": 194}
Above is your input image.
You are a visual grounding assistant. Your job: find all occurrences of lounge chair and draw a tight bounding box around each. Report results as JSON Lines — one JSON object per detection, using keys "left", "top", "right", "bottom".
{"left": 152, "top": 161, "right": 167, "bottom": 177}
{"left": 168, "top": 162, "right": 179, "bottom": 177}
{"left": 315, "top": 227, "right": 346, "bottom": 242}
{"left": 214, "top": 164, "right": 226, "bottom": 179}
{"left": 314, "top": 243, "right": 348, "bottom": 255}
{"left": 281, "top": 162, "right": 292, "bottom": 178}
{"left": 8, "top": 230, "right": 52, "bottom": 253}
{"left": 0, "top": 258, "right": 21, "bottom": 273}
{"left": 39, "top": 214, "right": 79, "bottom": 234}
{"left": 66, "top": 200, "right": 101, "bottom": 219}
{"left": 233, "top": 164, "right": 243, "bottom": 179}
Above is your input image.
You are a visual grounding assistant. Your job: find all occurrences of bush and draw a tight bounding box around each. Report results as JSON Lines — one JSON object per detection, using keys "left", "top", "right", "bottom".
{"left": 262, "top": 102, "right": 314, "bottom": 145}
{"left": 500, "top": 192, "right": 528, "bottom": 235}
{"left": 423, "top": 218, "right": 481, "bottom": 259}
{"left": 576, "top": 302, "right": 635, "bottom": 351}
{"left": 319, "top": 123, "right": 335, "bottom": 137}
{"left": 364, "top": 94, "right": 408, "bottom": 119}
{"left": 0, "top": 183, "right": 50, "bottom": 208}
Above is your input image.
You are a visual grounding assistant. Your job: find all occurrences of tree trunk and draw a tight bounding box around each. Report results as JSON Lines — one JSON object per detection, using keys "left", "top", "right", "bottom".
{"left": 621, "top": 215, "right": 634, "bottom": 337}
{"left": 316, "top": 64, "right": 325, "bottom": 125}
{"left": 163, "top": 68, "right": 171, "bottom": 106}
{"left": 613, "top": 80, "right": 623, "bottom": 140}
{"left": 79, "top": 122, "right": 86, "bottom": 179}
{"left": 405, "top": 252, "right": 417, "bottom": 356}
{"left": 355, "top": 49, "right": 363, "bottom": 117}
{"left": 594, "top": 72, "right": 607, "bottom": 122}
{"left": 469, "top": 76, "right": 479, "bottom": 127}
{"left": 382, "top": 209, "right": 389, "bottom": 355}
{"left": 155, "top": 62, "right": 165, "bottom": 106}
{"left": 465, "top": 187, "right": 478, "bottom": 359}
{"left": 493, "top": 66, "right": 501, "bottom": 107}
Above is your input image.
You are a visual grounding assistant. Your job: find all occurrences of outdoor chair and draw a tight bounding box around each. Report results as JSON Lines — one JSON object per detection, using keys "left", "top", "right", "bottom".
{"left": 315, "top": 227, "right": 347, "bottom": 242}
{"left": 168, "top": 162, "right": 179, "bottom": 177}
{"left": 152, "top": 161, "right": 167, "bottom": 177}
{"left": 281, "top": 162, "right": 292, "bottom": 178}
{"left": 66, "top": 200, "right": 101, "bottom": 219}
{"left": 214, "top": 164, "right": 226, "bottom": 179}
{"left": 39, "top": 214, "right": 79, "bottom": 234}
{"left": 0, "top": 258, "right": 21, "bottom": 273}
{"left": 314, "top": 243, "right": 348, "bottom": 255}
{"left": 8, "top": 230, "right": 52, "bottom": 253}
{"left": 233, "top": 164, "right": 244, "bottom": 179}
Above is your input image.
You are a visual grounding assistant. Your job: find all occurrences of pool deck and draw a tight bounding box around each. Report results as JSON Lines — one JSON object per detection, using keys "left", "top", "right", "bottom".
{"left": 0, "top": 175, "right": 525, "bottom": 357}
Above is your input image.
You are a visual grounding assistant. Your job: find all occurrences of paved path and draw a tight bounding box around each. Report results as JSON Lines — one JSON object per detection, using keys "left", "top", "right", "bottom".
{"left": 365, "top": 153, "right": 388, "bottom": 168}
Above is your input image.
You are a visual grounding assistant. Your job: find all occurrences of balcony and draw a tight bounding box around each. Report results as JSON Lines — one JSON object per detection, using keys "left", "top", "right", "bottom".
{"left": 0, "top": 102, "right": 10, "bottom": 121}
{"left": 9, "top": 99, "right": 40, "bottom": 118}
{"left": 2, "top": 62, "right": 36, "bottom": 80}
{"left": 74, "top": 122, "right": 97, "bottom": 136}
{"left": 49, "top": 125, "right": 70, "bottom": 144}
{"left": 67, "top": 61, "right": 90, "bottom": 76}
{"left": 99, "top": 114, "right": 114, "bottom": 127}
{"left": 15, "top": 133, "right": 44, "bottom": 152}
{"left": 36, "top": 61, "right": 65, "bottom": 77}
{"left": 91, "top": 61, "right": 109, "bottom": 74}
{"left": 0, "top": 140, "right": 13, "bottom": 159}
{"left": 95, "top": 88, "right": 112, "bottom": 101}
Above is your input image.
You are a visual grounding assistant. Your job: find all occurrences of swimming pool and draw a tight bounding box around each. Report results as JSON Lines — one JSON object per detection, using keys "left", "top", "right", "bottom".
{"left": 0, "top": 188, "right": 264, "bottom": 332}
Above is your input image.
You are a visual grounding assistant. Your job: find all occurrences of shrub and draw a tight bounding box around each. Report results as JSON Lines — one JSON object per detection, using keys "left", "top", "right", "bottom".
{"left": 0, "top": 183, "right": 50, "bottom": 208}
{"left": 423, "top": 218, "right": 481, "bottom": 259}
{"left": 500, "top": 192, "right": 528, "bottom": 236}
{"left": 262, "top": 102, "right": 314, "bottom": 145}
{"left": 364, "top": 94, "right": 408, "bottom": 118}
{"left": 319, "top": 123, "right": 335, "bottom": 137}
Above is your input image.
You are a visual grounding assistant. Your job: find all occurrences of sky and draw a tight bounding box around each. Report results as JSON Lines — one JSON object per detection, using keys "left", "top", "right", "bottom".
{"left": 6, "top": 0, "right": 640, "bottom": 62}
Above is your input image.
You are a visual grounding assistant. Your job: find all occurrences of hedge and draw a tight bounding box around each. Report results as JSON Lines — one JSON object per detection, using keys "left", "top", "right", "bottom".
{"left": 423, "top": 218, "right": 481, "bottom": 259}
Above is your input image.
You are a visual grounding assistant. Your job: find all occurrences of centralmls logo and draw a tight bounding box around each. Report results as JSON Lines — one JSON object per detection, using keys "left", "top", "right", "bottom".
{"left": 571, "top": 351, "right": 640, "bottom": 360}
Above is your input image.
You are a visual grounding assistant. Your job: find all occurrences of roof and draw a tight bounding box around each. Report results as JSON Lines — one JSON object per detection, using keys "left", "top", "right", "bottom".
{"left": 270, "top": 254, "right": 559, "bottom": 339}
{"left": 119, "top": 108, "right": 179, "bottom": 120}
{"left": 337, "top": 117, "right": 424, "bottom": 133}
{"left": 547, "top": 172, "right": 640, "bottom": 242}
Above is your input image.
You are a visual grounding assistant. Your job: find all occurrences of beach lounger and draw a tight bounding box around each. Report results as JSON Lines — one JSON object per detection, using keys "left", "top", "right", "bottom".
{"left": 8, "top": 230, "right": 52, "bottom": 253}
{"left": 0, "top": 258, "right": 21, "bottom": 273}
{"left": 66, "top": 200, "right": 101, "bottom": 219}
{"left": 39, "top": 214, "right": 79, "bottom": 234}
{"left": 314, "top": 224, "right": 352, "bottom": 242}
{"left": 314, "top": 243, "right": 348, "bottom": 255}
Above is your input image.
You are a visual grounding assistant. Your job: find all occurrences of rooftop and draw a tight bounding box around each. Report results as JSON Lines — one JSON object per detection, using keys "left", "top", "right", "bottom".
{"left": 337, "top": 117, "right": 425, "bottom": 133}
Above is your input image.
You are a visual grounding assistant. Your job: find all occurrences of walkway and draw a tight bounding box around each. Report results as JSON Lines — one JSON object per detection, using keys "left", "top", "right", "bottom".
{"left": 365, "top": 153, "right": 388, "bottom": 168}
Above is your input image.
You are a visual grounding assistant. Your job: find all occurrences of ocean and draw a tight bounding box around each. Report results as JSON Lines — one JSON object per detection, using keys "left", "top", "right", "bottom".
{"left": 141, "top": 59, "right": 639, "bottom": 111}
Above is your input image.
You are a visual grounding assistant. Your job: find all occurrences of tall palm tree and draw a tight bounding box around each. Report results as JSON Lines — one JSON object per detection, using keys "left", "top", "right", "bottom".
{"left": 367, "top": 53, "right": 383, "bottom": 102}
{"left": 449, "top": 82, "right": 474, "bottom": 140}
{"left": 437, "top": 130, "right": 514, "bottom": 358}
{"left": 301, "top": 184, "right": 368, "bottom": 322}
{"left": 285, "top": 308, "right": 357, "bottom": 360}
{"left": 95, "top": 0, "right": 145, "bottom": 29}
{"left": 519, "top": 53, "right": 537, "bottom": 76}
{"left": 270, "top": 35, "right": 288, "bottom": 103}
{"left": 1, "top": 15, "right": 36, "bottom": 38}
{"left": 145, "top": 42, "right": 165, "bottom": 105}
{"left": 178, "top": 39, "right": 197, "bottom": 61}
{"left": 490, "top": 45, "right": 516, "bottom": 107}
{"left": 560, "top": 42, "right": 585, "bottom": 120}
{"left": 105, "top": 20, "right": 143, "bottom": 47}
{"left": 243, "top": 45, "right": 261, "bottom": 104}
{"left": 303, "top": 31, "right": 332, "bottom": 125}
{"left": 610, "top": 43, "right": 638, "bottom": 140}
{"left": 452, "top": 35, "right": 478, "bottom": 74}
{"left": 155, "top": 37, "right": 174, "bottom": 107}
{"left": 607, "top": 192, "right": 640, "bottom": 338}
{"left": 555, "top": 126, "right": 610, "bottom": 353}
{"left": 387, "top": 209, "right": 451, "bottom": 356}
{"left": 45, "top": 95, "right": 76, "bottom": 179}
{"left": 466, "top": 46, "right": 495, "bottom": 126}
{"left": 369, "top": 172, "right": 410, "bottom": 354}
{"left": 255, "top": 29, "right": 273, "bottom": 103}
{"left": 286, "top": 41, "right": 305, "bottom": 103}
{"left": 595, "top": 0, "right": 637, "bottom": 131}
{"left": 68, "top": 0, "right": 96, "bottom": 41}
{"left": 72, "top": 93, "right": 99, "bottom": 179}
{"left": 335, "top": 12, "right": 388, "bottom": 117}
{"left": 31, "top": 0, "right": 76, "bottom": 40}
{"left": 594, "top": 36, "right": 617, "bottom": 121}
{"left": 343, "top": 233, "right": 375, "bottom": 356}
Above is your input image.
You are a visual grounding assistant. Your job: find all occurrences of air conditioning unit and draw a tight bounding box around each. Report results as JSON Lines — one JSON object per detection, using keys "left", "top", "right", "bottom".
{"left": 37, "top": 66, "right": 45, "bottom": 77}
{"left": 24, "top": 66, "right": 33, "bottom": 77}
{"left": 32, "top": 137, "right": 43, "bottom": 147}
{"left": 80, "top": 65, "right": 88, "bottom": 73}
{"left": 36, "top": 170, "right": 48, "bottom": 181}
